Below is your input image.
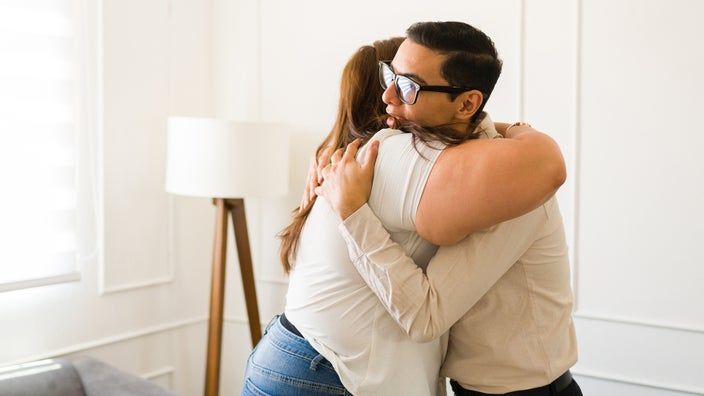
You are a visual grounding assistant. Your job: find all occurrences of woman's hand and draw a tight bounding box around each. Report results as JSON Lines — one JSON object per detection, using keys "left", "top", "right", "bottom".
{"left": 299, "top": 146, "right": 334, "bottom": 212}
{"left": 315, "top": 139, "right": 379, "bottom": 220}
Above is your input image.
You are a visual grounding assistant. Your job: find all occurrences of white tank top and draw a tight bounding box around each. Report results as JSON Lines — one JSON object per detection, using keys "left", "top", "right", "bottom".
{"left": 286, "top": 128, "right": 446, "bottom": 395}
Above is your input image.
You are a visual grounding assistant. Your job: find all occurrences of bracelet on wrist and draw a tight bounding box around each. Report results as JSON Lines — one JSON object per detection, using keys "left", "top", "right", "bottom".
{"left": 505, "top": 121, "right": 531, "bottom": 134}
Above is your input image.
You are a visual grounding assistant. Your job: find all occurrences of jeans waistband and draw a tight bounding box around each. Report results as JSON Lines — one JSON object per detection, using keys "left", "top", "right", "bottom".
{"left": 280, "top": 312, "right": 303, "bottom": 338}
{"left": 450, "top": 371, "right": 573, "bottom": 396}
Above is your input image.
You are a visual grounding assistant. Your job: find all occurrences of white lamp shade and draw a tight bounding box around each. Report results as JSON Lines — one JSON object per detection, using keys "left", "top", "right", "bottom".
{"left": 166, "top": 116, "right": 290, "bottom": 198}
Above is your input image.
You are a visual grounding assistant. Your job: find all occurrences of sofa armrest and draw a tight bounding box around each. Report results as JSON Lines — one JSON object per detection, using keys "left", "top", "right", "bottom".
{"left": 72, "top": 357, "right": 178, "bottom": 396}
{"left": 0, "top": 359, "right": 85, "bottom": 396}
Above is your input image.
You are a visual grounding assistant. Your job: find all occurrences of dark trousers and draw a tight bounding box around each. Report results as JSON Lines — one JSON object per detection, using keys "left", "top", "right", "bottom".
{"left": 450, "top": 371, "right": 582, "bottom": 396}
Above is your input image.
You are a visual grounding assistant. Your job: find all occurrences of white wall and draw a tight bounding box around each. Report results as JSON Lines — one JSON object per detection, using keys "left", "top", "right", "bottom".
{"left": 1, "top": 0, "right": 216, "bottom": 394}
{"left": 2, "top": 1, "right": 703, "bottom": 395}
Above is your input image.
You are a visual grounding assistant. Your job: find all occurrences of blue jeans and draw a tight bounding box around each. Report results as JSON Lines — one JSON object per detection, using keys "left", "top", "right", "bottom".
{"left": 241, "top": 314, "right": 353, "bottom": 396}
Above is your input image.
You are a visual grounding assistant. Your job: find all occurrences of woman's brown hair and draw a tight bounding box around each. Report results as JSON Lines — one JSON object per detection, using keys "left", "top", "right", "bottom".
{"left": 278, "top": 38, "right": 403, "bottom": 274}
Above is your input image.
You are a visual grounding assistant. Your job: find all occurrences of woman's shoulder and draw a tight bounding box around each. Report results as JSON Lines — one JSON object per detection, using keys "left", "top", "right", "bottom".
{"left": 367, "top": 128, "right": 447, "bottom": 163}
{"left": 371, "top": 128, "right": 406, "bottom": 142}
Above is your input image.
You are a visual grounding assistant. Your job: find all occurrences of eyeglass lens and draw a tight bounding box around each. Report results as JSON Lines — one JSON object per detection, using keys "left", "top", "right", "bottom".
{"left": 380, "top": 62, "right": 418, "bottom": 104}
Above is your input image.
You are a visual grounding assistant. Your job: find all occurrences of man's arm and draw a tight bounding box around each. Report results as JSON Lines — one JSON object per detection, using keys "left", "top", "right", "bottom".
{"left": 315, "top": 123, "right": 565, "bottom": 245}
{"left": 338, "top": 201, "right": 549, "bottom": 342}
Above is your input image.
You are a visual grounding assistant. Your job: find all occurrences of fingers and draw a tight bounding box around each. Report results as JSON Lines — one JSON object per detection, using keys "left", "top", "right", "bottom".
{"left": 316, "top": 147, "right": 333, "bottom": 184}
{"left": 308, "top": 155, "right": 319, "bottom": 202}
{"left": 330, "top": 147, "right": 343, "bottom": 166}
{"left": 313, "top": 166, "right": 330, "bottom": 198}
{"left": 300, "top": 154, "right": 318, "bottom": 212}
{"left": 361, "top": 140, "right": 378, "bottom": 174}
{"left": 342, "top": 139, "right": 361, "bottom": 162}
{"left": 301, "top": 146, "right": 334, "bottom": 213}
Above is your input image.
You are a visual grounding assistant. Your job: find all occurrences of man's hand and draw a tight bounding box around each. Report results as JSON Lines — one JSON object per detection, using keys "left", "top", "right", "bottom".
{"left": 315, "top": 139, "right": 379, "bottom": 220}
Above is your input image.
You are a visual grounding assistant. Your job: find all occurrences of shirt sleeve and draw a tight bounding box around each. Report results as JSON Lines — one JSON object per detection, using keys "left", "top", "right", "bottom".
{"left": 338, "top": 203, "right": 550, "bottom": 343}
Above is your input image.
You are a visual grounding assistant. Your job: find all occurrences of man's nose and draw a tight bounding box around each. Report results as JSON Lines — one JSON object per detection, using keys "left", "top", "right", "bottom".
{"left": 382, "top": 81, "right": 401, "bottom": 105}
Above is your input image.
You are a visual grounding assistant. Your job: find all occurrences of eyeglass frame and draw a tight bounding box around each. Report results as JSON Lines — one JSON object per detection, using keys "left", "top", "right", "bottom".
{"left": 378, "top": 60, "right": 480, "bottom": 105}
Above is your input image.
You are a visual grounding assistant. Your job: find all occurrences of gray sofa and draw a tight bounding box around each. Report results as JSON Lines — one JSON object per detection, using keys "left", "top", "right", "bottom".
{"left": 0, "top": 357, "right": 178, "bottom": 396}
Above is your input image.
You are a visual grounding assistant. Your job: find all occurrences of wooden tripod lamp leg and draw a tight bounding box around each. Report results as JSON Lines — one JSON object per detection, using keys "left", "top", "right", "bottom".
{"left": 229, "top": 198, "right": 263, "bottom": 346}
{"left": 205, "top": 198, "right": 228, "bottom": 396}
{"left": 203, "top": 198, "right": 263, "bottom": 396}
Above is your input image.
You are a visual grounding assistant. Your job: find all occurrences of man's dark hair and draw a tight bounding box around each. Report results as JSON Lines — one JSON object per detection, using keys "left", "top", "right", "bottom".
{"left": 406, "top": 21, "right": 503, "bottom": 121}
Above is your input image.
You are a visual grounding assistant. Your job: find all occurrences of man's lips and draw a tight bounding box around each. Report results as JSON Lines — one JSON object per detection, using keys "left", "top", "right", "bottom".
{"left": 386, "top": 114, "right": 405, "bottom": 129}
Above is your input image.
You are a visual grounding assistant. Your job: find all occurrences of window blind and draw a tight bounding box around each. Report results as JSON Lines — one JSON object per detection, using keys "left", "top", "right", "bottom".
{"left": 0, "top": 0, "right": 81, "bottom": 291}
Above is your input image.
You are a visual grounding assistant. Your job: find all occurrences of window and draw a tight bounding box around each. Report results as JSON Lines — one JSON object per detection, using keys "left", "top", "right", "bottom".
{"left": 0, "top": 0, "right": 97, "bottom": 292}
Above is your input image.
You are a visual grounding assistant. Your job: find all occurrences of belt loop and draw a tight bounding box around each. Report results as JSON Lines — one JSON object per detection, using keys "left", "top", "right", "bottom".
{"left": 310, "top": 354, "right": 325, "bottom": 371}
{"left": 264, "top": 313, "right": 280, "bottom": 334}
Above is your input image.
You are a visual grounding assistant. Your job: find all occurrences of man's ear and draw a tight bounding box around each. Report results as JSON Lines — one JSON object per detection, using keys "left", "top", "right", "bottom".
{"left": 457, "top": 90, "right": 484, "bottom": 120}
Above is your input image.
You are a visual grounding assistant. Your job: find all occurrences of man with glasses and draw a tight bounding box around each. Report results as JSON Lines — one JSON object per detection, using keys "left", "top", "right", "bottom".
{"left": 315, "top": 21, "right": 583, "bottom": 395}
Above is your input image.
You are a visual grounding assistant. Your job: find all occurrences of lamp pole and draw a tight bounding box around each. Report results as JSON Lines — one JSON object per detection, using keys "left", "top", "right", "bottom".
{"left": 204, "top": 198, "right": 262, "bottom": 396}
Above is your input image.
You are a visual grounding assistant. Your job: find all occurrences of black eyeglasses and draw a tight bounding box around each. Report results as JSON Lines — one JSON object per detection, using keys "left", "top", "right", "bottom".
{"left": 378, "top": 61, "right": 475, "bottom": 105}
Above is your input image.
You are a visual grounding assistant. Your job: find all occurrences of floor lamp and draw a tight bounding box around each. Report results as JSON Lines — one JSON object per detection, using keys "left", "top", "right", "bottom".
{"left": 165, "top": 117, "right": 289, "bottom": 396}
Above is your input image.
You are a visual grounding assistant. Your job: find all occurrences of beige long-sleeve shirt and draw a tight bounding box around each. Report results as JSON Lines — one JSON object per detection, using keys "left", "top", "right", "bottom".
{"left": 338, "top": 196, "right": 578, "bottom": 393}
